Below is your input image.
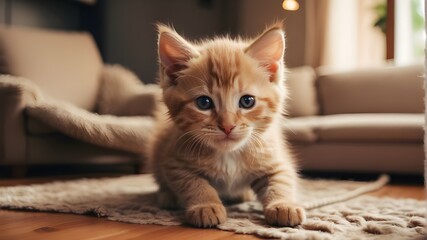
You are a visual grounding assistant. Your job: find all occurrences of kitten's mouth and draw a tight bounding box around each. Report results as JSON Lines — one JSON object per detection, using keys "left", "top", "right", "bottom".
{"left": 213, "top": 136, "right": 247, "bottom": 152}
{"left": 220, "top": 135, "right": 239, "bottom": 142}
{"left": 216, "top": 134, "right": 244, "bottom": 145}
{"left": 210, "top": 133, "right": 248, "bottom": 152}
{"left": 222, "top": 138, "right": 239, "bottom": 144}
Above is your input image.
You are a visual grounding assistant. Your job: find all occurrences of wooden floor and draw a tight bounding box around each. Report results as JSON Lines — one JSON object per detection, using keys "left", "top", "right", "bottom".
{"left": 0, "top": 175, "right": 425, "bottom": 240}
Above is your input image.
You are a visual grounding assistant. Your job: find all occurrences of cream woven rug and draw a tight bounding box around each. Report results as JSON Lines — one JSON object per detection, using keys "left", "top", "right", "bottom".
{"left": 0, "top": 174, "right": 425, "bottom": 240}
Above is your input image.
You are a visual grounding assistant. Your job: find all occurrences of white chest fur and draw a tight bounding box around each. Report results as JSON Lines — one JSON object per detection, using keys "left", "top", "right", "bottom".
{"left": 208, "top": 152, "right": 253, "bottom": 199}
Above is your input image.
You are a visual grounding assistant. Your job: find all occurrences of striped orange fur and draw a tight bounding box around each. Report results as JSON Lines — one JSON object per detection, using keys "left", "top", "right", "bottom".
{"left": 148, "top": 22, "right": 306, "bottom": 228}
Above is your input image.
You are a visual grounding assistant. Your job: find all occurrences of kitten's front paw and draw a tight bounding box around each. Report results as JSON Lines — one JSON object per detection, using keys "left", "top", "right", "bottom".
{"left": 186, "top": 204, "right": 227, "bottom": 228}
{"left": 264, "top": 202, "right": 306, "bottom": 227}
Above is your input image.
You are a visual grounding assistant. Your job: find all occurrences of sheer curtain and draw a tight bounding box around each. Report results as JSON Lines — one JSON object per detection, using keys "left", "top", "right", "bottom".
{"left": 304, "top": 0, "right": 330, "bottom": 68}
{"left": 305, "top": 0, "right": 386, "bottom": 70}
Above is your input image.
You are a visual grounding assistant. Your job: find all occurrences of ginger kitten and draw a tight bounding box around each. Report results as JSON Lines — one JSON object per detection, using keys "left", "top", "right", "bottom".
{"left": 149, "top": 22, "right": 306, "bottom": 228}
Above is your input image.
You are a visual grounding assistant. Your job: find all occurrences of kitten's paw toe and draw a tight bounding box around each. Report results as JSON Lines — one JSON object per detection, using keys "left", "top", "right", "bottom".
{"left": 186, "top": 204, "right": 227, "bottom": 228}
{"left": 264, "top": 203, "right": 306, "bottom": 227}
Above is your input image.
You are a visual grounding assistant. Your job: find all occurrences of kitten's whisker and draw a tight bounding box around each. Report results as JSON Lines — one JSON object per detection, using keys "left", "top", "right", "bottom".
{"left": 188, "top": 134, "right": 202, "bottom": 155}
{"left": 178, "top": 131, "right": 203, "bottom": 158}
{"left": 249, "top": 132, "right": 265, "bottom": 158}
{"left": 282, "top": 123, "right": 297, "bottom": 136}
{"left": 248, "top": 141, "right": 259, "bottom": 164}
{"left": 195, "top": 134, "right": 204, "bottom": 163}
{"left": 199, "top": 136, "right": 208, "bottom": 164}
{"left": 186, "top": 138, "right": 199, "bottom": 159}
{"left": 181, "top": 132, "right": 208, "bottom": 162}
{"left": 176, "top": 129, "right": 199, "bottom": 144}
{"left": 176, "top": 129, "right": 201, "bottom": 155}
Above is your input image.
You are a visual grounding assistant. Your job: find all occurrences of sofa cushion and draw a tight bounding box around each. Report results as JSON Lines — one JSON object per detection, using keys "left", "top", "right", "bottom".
{"left": 316, "top": 114, "right": 424, "bottom": 142}
{"left": 97, "top": 65, "right": 161, "bottom": 116}
{"left": 317, "top": 64, "right": 424, "bottom": 115}
{"left": 283, "top": 116, "right": 319, "bottom": 143}
{"left": 0, "top": 26, "right": 102, "bottom": 111}
{"left": 285, "top": 66, "right": 318, "bottom": 117}
{"left": 292, "top": 142, "right": 424, "bottom": 174}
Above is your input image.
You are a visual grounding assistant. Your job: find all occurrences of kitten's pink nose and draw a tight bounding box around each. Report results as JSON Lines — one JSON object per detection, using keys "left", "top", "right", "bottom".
{"left": 219, "top": 125, "right": 235, "bottom": 135}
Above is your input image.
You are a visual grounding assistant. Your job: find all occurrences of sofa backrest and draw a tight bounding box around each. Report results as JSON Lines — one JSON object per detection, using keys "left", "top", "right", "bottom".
{"left": 0, "top": 26, "right": 102, "bottom": 111}
{"left": 317, "top": 64, "right": 424, "bottom": 115}
{"left": 285, "top": 66, "right": 319, "bottom": 117}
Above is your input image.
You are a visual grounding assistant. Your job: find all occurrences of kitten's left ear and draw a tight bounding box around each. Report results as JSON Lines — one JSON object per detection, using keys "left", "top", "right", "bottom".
{"left": 245, "top": 23, "right": 285, "bottom": 82}
{"left": 157, "top": 24, "right": 199, "bottom": 83}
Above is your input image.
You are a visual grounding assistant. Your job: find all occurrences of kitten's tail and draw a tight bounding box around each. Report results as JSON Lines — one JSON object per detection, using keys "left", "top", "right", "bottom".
{"left": 303, "top": 174, "right": 390, "bottom": 210}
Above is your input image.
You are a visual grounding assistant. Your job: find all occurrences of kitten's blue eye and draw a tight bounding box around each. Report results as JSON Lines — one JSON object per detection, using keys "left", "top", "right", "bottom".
{"left": 239, "top": 95, "right": 255, "bottom": 109}
{"left": 196, "top": 96, "right": 214, "bottom": 110}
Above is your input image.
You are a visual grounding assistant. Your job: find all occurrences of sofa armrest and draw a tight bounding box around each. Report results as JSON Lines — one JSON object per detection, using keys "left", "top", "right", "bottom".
{"left": 0, "top": 75, "right": 41, "bottom": 164}
{"left": 96, "top": 65, "right": 162, "bottom": 117}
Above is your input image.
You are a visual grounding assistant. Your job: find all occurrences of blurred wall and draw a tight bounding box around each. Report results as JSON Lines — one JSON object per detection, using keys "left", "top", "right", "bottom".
{"left": 0, "top": 0, "right": 4, "bottom": 25}
{"left": 100, "top": 0, "right": 307, "bottom": 83}
{"left": 0, "top": 0, "right": 307, "bottom": 84}
{"left": 233, "top": 0, "right": 307, "bottom": 68}
{"left": 99, "top": 0, "right": 230, "bottom": 83}
{"left": 0, "top": 0, "right": 101, "bottom": 48}
{"left": 0, "top": 0, "right": 84, "bottom": 30}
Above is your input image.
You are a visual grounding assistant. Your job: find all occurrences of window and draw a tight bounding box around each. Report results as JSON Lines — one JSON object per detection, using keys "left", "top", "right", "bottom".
{"left": 394, "top": 0, "right": 425, "bottom": 65}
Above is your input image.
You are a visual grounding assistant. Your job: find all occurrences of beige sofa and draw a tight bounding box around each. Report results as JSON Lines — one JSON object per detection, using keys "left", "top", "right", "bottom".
{"left": 0, "top": 26, "right": 149, "bottom": 175}
{"left": 284, "top": 64, "right": 425, "bottom": 174}
{"left": 0, "top": 26, "right": 424, "bottom": 176}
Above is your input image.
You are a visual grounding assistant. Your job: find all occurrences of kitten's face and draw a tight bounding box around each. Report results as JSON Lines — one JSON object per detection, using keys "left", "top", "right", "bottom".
{"left": 158, "top": 24, "right": 286, "bottom": 152}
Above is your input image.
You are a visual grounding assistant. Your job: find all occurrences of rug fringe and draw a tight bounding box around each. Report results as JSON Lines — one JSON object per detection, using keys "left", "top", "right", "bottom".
{"left": 303, "top": 174, "right": 390, "bottom": 210}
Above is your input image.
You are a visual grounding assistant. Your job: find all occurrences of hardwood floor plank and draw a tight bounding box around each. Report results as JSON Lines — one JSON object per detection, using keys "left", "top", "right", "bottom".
{"left": 0, "top": 176, "right": 424, "bottom": 240}
{"left": 369, "top": 185, "right": 425, "bottom": 200}
{"left": 89, "top": 225, "right": 167, "bottom": 240}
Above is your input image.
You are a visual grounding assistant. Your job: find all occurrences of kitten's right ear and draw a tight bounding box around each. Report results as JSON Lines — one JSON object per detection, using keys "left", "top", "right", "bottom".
{"left": 245, "top": 22, "right": 285, "bottom": 83}
{"left": 157, "top": 25, "right": 199, "bottom": 82}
